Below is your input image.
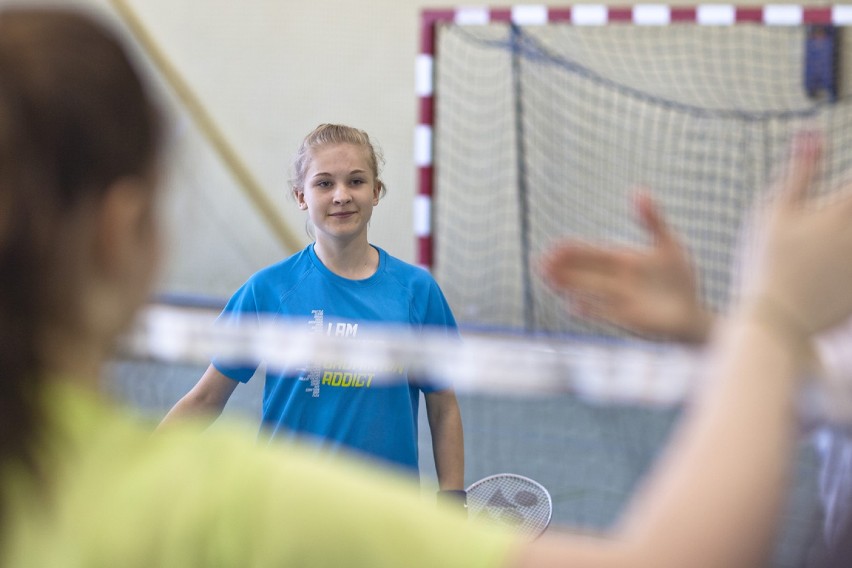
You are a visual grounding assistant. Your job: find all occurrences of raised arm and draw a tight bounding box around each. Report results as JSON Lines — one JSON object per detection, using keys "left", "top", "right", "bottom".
{"left": 539, "top": 190, "right": 714, "bottom": 344}
{"left": 520, "top": 132, "right": 852, "bottom": 568}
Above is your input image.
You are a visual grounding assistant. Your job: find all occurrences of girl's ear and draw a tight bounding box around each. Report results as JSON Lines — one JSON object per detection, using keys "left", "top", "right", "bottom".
{"left": 373, "top": 181, "right": 382, "bottom": 205}
{"left": 294, "top": 188, "right": 307, "bottom": 210}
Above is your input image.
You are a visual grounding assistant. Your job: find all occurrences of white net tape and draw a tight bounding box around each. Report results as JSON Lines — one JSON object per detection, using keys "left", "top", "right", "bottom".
{"left": 118, "top": 304, "right": 852, "bottom": 424}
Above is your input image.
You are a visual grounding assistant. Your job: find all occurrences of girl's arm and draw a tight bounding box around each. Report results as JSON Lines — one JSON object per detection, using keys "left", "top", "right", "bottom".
{"left": 425, "top": 388, "right": 465, "bottom": 491}
{"left": 157, "top": 364, "right": 238, "bottom": 430}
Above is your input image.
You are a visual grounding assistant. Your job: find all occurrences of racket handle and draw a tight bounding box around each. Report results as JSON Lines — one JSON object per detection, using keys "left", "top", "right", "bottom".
{"left": 437, "top": 490, "right": 468, "bottom": 516}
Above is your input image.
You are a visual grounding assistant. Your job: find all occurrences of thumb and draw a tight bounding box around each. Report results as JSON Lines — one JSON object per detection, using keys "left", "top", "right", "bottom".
{"left": 633, "top": 188, "right": 678, "bottom": 249}
{"left": 776, "top": 130, "right": 823, "bottom": 207}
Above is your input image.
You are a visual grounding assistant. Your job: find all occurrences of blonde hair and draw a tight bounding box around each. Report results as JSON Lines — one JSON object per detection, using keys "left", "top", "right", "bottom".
{"left": 291, "top": 123, "right": 386, "bottom": 198}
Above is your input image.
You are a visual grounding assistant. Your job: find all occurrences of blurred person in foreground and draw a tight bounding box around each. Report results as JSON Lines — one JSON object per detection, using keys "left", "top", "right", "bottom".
{"left": 3, "top": 6, "right": 852, "bottom": 567}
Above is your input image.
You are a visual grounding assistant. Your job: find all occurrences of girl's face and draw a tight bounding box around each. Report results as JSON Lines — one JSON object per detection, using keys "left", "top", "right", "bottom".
{"left": 295, "top": 143, "right": 380, "bottom": 246}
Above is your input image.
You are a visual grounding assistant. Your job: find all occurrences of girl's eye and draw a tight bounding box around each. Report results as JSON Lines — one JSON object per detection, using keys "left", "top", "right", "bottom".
{"left": 316, "top": 180, "right": 332, "bottom": 188}
{"left": 351, "top": 179, "right": 365, "bottom": 185}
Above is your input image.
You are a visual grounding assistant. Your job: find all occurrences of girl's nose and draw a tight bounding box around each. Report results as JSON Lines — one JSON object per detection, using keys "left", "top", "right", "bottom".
{"left": 333, "top": 184, "right": 352, "bottom": 204}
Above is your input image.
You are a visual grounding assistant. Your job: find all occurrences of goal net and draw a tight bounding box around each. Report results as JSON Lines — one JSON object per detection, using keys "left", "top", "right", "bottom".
{"left": 423, "top": 9, "right": 852, "bottom": 336}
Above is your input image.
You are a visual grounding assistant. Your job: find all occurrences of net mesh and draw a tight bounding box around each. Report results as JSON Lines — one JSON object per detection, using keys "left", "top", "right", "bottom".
{"left": 432, "top": 22, "right": 852, "bottom": 335}
{"left": 106, "top": 305, "right": 830, "bottom": 566}
{"left": 105, "top": 353, "right": 824, "bottom": 567}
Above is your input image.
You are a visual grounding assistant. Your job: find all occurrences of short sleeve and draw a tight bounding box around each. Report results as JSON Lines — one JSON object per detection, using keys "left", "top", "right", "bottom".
{"left": 412, "top": 276, "right": 460, "bottom": 393}
{"left": 211, "top": 281, "right": 263, "bottom": 383}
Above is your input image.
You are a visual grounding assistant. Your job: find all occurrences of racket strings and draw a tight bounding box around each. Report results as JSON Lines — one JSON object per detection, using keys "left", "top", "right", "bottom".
{"left": 466, "top": 474, "right": 553, "bottom": 538}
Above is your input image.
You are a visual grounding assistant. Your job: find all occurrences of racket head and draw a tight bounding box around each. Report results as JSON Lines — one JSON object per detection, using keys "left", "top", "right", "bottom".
{"left": 465, "top": 473, "right": 552, "bottom": 539}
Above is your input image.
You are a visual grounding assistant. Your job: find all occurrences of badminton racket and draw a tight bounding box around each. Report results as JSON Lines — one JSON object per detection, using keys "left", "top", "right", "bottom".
{"left": 466, "top": 473, "right": 552, "bottom": 539}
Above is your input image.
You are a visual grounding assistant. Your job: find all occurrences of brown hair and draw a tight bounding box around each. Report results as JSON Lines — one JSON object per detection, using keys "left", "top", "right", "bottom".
{"left": 0, "top": 7, "right": 159, "bottom": 493}
{"left": 291, "top": 123, "right": 386, "bottom": 198}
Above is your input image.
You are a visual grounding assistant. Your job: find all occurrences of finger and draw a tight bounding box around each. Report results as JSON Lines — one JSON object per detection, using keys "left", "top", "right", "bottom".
{"left": 632, "top": 188, "right": 679, "bottom": 250}
{"left": 539, "top": 242, "right": 596, "bottom": 285}
{"left": 539, "top": 243, "right": 624, "bottom": 290}
{"left": 777, "top": 130, "right": 823, "bottom": 206}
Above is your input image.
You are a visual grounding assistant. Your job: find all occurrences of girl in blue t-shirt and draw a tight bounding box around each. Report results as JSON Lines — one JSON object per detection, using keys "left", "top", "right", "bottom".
{"left": 161, "top": 124, "right": 465, "bottom": 497}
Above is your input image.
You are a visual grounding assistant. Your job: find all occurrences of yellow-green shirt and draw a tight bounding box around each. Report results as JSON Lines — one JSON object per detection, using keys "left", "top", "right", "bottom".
{"left": 2, "top": 383, "right": 516, "bottom": 567}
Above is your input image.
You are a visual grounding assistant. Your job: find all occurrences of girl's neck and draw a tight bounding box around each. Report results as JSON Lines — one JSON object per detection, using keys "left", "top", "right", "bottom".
{"left": 314, "top": 238, "right": 378, "bottom": 280}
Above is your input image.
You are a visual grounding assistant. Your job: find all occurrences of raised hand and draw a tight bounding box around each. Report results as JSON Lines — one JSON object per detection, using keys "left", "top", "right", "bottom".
{"left": 539, "top": 190, "right": 713, "bottom": 343}
{"left": 744, "top": 131, "right": 852, "bottom": 337}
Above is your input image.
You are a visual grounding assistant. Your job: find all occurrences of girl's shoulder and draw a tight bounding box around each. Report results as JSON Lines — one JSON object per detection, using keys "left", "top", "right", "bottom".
{"left": 245, "top": 246, "right": 314, "bottom": 285}
{"left": 376, "top": 246, "right": 435, "bottom": 284}
{"left": 227, "top": 247, "right": 314, "bottom": 309}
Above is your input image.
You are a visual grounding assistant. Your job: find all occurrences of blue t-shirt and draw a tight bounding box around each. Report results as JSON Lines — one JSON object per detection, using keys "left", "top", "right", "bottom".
{"left": 213, "top": 244, "right": 458, "bottom": 473}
